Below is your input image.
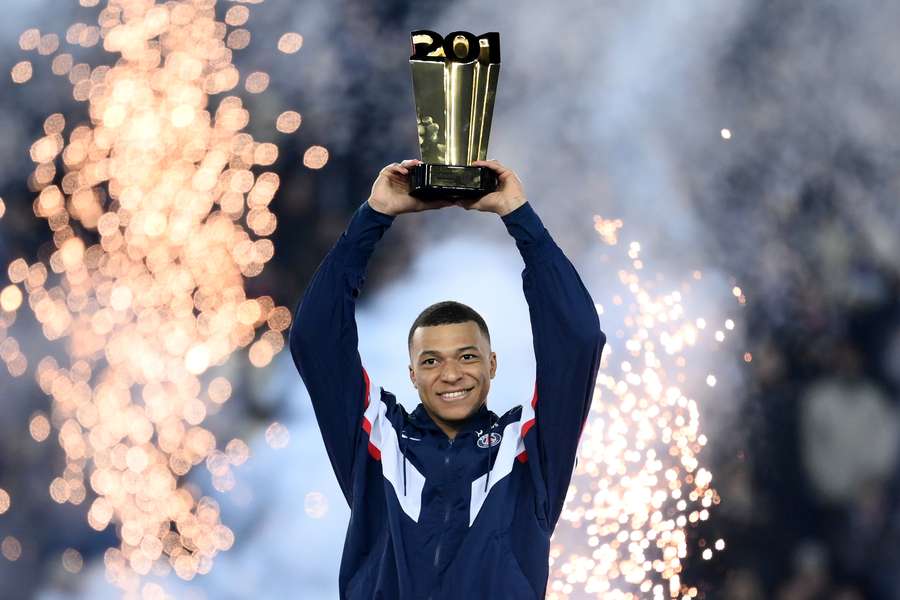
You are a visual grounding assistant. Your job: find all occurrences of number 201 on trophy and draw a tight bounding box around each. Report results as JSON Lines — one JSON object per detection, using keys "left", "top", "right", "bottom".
{"left": 410, "top": 30, "right": 500, "bottom": 64}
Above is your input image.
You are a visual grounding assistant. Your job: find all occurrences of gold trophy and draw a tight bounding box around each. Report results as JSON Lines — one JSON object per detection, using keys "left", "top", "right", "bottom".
{"left": 408, "top": 30, "right": 500, "bottom": 199}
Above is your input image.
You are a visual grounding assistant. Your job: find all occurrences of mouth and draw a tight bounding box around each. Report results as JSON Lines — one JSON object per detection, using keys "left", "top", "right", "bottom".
{"left": 436, "top": 387, "right": 474, "bottom": 402}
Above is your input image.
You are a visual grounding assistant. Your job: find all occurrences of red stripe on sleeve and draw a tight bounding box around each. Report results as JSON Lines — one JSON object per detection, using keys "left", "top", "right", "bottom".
{"left": 367, "top": 441, "right": 381, "bottom": 460}
{"left": 362, "top": 367, "right": 371, "bottom": 408}
{"left": 522, "top": 419, "right": 535, "bottom": 437}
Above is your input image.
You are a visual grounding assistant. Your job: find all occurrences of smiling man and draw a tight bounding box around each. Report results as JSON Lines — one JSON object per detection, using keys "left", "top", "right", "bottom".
{"left": 408, "top": 305, "right": 496, "bottom": 434}
{"left": 289, "top": 158, "right": 606, "bottom": 599}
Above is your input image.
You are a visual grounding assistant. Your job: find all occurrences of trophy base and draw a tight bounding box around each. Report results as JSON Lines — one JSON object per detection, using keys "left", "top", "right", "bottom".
{"left": 408, "top": 164, "right": 498, "bottom": 200}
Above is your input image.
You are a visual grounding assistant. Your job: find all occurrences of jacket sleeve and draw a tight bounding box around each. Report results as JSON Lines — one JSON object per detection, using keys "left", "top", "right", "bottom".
{"left": 501, "top": 202, "right": 606, "bottom": 526}
{"left": 288, "top": 201, "right": 395, "bottom": 504}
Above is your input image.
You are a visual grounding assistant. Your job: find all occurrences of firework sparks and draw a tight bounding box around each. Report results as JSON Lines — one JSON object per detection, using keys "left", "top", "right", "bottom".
{"left": 10, "top": 60, "right": 33, "bottom": 84}
{"left": 594, "top": 216, "right": 624, "bottom": 246}
{"left": 546, "top": 221, "right": 735, "bottom": 599}
{"left": 1, "top": 536, "right": 22, "bottom": 562}
{"left": 264, "top": 421, "right": 290, "bottom": 449}
{"left": 277, "top": 32, "right": 303, "bottom": 54}
{"left": 275, "top": 110, "right": 302, "bottom": 134}
{"left": 62, "top": 547, "right": 86, "bottom": 573}
{"left": 303, "top": 491, "right": 328, "bottom": 519}
{"left": 302, "top": 145, "right": 329, "bottom": 170}
{"left": 2, "top": 0, "right": 302, "bottom": 592}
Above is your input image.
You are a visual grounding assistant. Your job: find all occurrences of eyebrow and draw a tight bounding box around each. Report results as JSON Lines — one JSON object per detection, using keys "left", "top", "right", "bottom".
{"left": 418, "top": 346, "right": 481, "bottom": 358}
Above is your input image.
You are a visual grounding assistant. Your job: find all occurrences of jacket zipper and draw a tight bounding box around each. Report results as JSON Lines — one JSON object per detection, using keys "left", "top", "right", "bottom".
{"left": 433, "top": 437, "right": 454, "bottom": 569}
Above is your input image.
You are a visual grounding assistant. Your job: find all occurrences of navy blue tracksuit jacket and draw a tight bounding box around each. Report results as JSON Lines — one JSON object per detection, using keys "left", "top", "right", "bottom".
{"left": 289, "top": 200, "right": 605, "bottom": 599}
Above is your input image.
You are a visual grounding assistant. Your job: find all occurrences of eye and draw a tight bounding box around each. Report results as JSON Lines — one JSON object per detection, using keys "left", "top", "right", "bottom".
{"left": 462, "top": 353, "right": 478, "bottom": 361}
{"left": 421, "top": 358, "right": 437, "bottom": 366}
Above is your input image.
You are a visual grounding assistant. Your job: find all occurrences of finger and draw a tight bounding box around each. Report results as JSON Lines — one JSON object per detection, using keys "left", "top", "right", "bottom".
{"left": 385, "top": 163, "right": 409, "bottom": 175}
{"left": 471, "top": 159, "right": 508, "bottom": 174}
{"left": 400, "top": 159, "right": 422, "bottom": 167}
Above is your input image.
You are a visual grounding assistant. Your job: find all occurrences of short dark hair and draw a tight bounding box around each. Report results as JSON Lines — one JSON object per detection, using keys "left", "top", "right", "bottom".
{"left": 407, "top": 301, "right": 491, "bottom": 349}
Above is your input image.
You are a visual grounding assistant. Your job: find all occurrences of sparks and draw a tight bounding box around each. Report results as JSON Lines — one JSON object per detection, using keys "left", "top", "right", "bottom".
{"left": 546, "top": 217, "right": 726, "bottom": 599}
{"left": 3, "top": 0, "right": 298, "bottom": 591}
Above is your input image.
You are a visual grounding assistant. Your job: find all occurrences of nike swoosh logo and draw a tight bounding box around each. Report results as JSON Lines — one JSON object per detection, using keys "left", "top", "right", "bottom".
{"left": 400, "top": 434, "right": 421, "bottom": 441}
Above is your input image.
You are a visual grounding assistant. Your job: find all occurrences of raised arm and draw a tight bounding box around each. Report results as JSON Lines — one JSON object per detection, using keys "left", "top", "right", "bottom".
{"left": 289, "top": 159, "right": 451, "bottom": 503}
{"left": 503, "top": 202, "right": 605, "bottom": 525}
{"left": 462, "top": 160, "right": 606, "bottom": 526}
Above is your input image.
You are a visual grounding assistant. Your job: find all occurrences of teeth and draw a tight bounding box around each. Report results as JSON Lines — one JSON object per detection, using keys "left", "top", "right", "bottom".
{"left": 439, "top": 389, "right": 469, "bottom": 400}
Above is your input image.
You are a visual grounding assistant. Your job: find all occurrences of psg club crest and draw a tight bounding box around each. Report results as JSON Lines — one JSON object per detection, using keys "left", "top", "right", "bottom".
{"left": 476, "top": 432, "right": 502, "bottom": 449}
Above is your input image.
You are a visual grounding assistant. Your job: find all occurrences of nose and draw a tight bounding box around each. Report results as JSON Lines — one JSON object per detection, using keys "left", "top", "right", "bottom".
{"left": 440, "top": 361, "right": 463, "bottom": 383}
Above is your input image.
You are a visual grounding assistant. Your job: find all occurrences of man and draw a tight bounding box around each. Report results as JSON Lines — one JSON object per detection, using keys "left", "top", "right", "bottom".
{"left": 289, "top": 158, "right": 605, "bottom": 599}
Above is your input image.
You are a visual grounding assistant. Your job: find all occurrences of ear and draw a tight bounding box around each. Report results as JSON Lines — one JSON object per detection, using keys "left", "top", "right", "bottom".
{"left": 489, "top": 352, "right": 497, "bottom": 379}
{"left": 409, "top": 364, "right": 417, "bottom": 388}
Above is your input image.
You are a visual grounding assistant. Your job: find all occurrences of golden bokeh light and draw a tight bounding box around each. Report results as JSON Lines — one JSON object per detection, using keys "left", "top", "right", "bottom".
{"left": 19, "top": 28, "right": 41, "bottom": 51}
{"left": 52, "top": 53, "right": 74, "bottom": 76}
{"left": 593, "top": 216, "right": 624, "bottom": 246}
{"left": 303, "top": 145, "right": 329, "bottom": 169}
{"left": 277, "top": 32, "right": 303, "bottom": 54}
{"left": 0, "top": 285, "right": 23, "bottom": 312}
{"left": 62, "top": 548, "right": 84, "bottom": 573}
{"left": 0, "top": 197, "right": 5, "bottom": 219}
{"left": 3, "top": 1, "right": 294, "bottom": 590}
{"left": 38, "top": 33, "right": 60, "bottom": 55}
{"left": 29, "top": 412, "right": 51, "bottom": 442}
{"left": 1, "top": 536, "right": 22, "bottom": 562}
{"left": 225, "top": 438, "right": 250, "bottom": 466}
{"left": 265, "top": 422, "right": 290, "bottom": 449}
{"left": 304, "top": 491, "right": 329, "bottom": 519}
{"left": 227, "top": 28, "right": 251, "bottom": 50}
{"left": 65, "top": 23, "right": 86, "bottom": 45}
{"left": 245, "top": 71, "right": 270, "bottom": 93}
{"left": 0, "top": 488, "right": 9, "bottom": 514}
{"left": 225, "top": 6, "right": 250, "bottom": 27}
{"left": 11, "top": 60, "right": 33, "bottom": 84}
{"left": 275, "top": 110, "right": 302, "bottom": 134}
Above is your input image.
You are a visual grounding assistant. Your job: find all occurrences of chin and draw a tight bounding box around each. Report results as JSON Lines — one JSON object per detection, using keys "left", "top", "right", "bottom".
{"left": 433, "top": 398, "right": 484, "bottom": 423}
{"left": 441, "top": 405, "right": 477, "bottom": 422}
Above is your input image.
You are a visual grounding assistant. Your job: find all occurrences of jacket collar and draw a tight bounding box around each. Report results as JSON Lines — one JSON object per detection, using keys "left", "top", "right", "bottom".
{"left": 410, "top": 402, "right": 494, "bottom": 437}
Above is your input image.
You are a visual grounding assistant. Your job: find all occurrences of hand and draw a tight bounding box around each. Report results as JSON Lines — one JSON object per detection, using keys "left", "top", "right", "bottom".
{"left": 455, "top": 159, "right": 527, "bottom": 216}
{"left": 367, "top": 159, "right": 453, "bottom": 216}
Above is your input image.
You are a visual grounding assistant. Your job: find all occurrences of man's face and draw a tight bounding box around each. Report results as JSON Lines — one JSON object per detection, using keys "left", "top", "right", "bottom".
{"left": 408, "top": 321, "right": 496, "bottom": 436}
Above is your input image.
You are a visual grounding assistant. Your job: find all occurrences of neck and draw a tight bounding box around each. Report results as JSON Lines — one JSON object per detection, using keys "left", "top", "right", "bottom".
{"left": 421, "top": 400, "right": 487, "bottom": 440}
{"left": 424, "top": 407, "right": 460, "bottom": 439}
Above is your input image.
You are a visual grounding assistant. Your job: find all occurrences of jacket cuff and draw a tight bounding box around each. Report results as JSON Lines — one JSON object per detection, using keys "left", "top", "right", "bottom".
{"left": 357, "top": 200, "right": 396, "bottom": 226}
{"left": 337, "top": 201, "right": 395, "bottom": 271}
{"left": 501, "top": 201, "right": 550, "bottom": 245}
